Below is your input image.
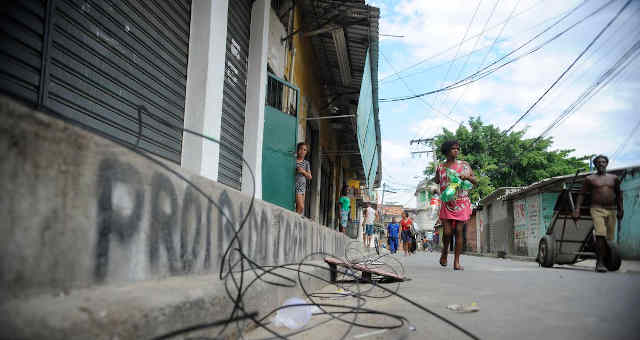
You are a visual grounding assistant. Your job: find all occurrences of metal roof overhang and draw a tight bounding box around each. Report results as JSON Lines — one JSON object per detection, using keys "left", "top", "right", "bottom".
{"left": 300, "top": 0, "right": 381, "bottom": 187}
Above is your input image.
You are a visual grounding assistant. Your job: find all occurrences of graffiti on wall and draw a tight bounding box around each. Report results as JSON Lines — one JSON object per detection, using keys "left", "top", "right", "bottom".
{"left": 513, "top": 199, "right": 527, "bottom": 254}
{"left": 93, "top": 156, "right": 346, "bottom": 283}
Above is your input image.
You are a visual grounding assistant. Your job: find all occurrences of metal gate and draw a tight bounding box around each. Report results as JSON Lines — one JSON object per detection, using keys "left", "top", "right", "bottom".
{"left": 218, "top": 0, "right": 252, "bottom": 191}
{"left": 0, "top": 0, "right": 191, "bottom": 163}
{"left": 262, "top": 73, "right": 298, "bottom": 210}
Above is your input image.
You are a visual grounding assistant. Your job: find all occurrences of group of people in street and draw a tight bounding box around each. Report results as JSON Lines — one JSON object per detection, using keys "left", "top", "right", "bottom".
{"left": 385, "top": 212, "right": 418, "bottom": 255}
{"left": 297, "top": 138, "right": 624, "bottom": 274}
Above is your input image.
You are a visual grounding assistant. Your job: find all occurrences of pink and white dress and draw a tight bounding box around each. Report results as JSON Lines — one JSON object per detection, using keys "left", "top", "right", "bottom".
{"left": 437, "top": 161, "right": 472, "bottom": 222}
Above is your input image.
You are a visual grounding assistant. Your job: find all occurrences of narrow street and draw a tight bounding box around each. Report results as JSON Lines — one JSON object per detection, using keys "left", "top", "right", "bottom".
{"left": 247, "top": 252, "right": 640, "bottom": 340}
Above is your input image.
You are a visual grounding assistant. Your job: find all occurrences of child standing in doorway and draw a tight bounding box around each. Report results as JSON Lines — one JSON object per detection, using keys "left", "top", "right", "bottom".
{"left": 295, "top": 142, "right": 312, "bottom": 214}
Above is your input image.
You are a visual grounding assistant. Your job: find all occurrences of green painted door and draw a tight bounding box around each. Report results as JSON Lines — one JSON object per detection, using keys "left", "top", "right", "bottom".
{"left": 262, "top": 105, "right": 297, "bottom": 210}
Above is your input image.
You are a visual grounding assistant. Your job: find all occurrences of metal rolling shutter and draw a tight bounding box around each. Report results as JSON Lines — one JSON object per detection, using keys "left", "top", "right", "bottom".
{"left": 0, "top": 0, "right": 191, "bottom": 163}
{"left": 218, "top": 0, "right": 251, "bottom": 191}
{"left": 0, "top": 1, "right": 46, "bottom": 104}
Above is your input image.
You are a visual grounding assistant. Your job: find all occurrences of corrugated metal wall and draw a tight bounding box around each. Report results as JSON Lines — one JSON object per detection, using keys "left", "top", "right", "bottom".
{"left": 619, "top": 171, "right": 640, "bottom": 259}
{"left": 356, "top": 48, "right": 378, "bottom": 188}
{"left": 218, "top": 0, "right": 252, "bottom": 191}
{"left": 0, "top": 1, "right": 45, "bottom": 104}
{"left": 1, "top": 0, "right": 191, "bottom": 163}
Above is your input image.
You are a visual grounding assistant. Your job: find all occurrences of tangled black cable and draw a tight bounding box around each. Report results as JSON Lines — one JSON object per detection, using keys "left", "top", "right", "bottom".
{"left": 127, "top": 106, "right": 482, "bottom": 340}
{"left": 4, "top": 91, "right": 481, "bottom": 340}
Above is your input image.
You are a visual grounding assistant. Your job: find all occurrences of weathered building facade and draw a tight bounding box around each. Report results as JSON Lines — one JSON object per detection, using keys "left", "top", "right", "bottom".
{"left": 0, "top": 0, "right": 382, "bottom": 230}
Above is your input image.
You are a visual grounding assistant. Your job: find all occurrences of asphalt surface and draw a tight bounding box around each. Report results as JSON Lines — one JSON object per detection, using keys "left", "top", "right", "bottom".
{"left": 245, "top": 251, "right": 640, "bottom": 340}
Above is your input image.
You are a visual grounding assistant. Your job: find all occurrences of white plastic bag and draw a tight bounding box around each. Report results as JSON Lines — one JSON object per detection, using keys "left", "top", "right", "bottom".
{"left": 272, "top": 297, "right": 316, "bottom": 329}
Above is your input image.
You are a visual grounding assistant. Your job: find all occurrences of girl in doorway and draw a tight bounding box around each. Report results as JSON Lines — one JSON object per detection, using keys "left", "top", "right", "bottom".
{"left": 435, "top": 140, "right": 477, "bottom": 270}
{"left": 295, "top": 142, "right": 312, "bottom": 214}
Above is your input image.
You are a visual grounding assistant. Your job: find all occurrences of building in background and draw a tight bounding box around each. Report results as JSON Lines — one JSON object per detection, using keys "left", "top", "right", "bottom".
{"left": 0, "top": 0, "right": 382, "bottom": 232}
{"left": 413, "top": 178, "right": 439, "bottom": 233}
{"left": 474, "top": 165, "right": 640, "bottom": 259}
{"left": 382, "top": 204, "right": 404, "bottom": 224}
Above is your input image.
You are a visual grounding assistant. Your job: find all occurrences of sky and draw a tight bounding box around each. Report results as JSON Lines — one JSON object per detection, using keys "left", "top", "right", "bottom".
{"left": 368, "top": 0, "right": 640, "bottom": 208}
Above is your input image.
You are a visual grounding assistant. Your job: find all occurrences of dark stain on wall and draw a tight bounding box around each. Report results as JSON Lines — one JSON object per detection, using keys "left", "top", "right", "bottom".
{"left": 95, "top": 158, "right": 145, "bottom": 282}
{"left": 180, "top": 186, "right": 202, "bottom": 273}
{"left": 149, "top": 172, "right": 180, "bottom": 274}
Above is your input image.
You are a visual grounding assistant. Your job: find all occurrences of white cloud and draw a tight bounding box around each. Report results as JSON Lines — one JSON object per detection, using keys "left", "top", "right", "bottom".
{"left": 382, "top": 139, "right": 410, "bottom": 161}
{"left": 376, "top": 0, "right": 640, "bottom": 199}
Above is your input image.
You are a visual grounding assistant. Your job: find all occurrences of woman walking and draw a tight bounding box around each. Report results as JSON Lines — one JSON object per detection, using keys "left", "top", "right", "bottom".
{"left": 435, "top": 140, "right": 477, "bottom": 270}
{"left": 295, "top": 142, "right": 312, "bottom": 214}
{"left": 400, "top": 211, "right": 414, "bottom": 256}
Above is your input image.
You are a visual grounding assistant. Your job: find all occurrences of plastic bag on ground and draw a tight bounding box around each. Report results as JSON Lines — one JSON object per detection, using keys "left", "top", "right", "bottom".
{"left": 447, "top": 302, "right": 479, "bottom": 313}
{"left": 272, "top": 297, "right": 316, "bottom": 329}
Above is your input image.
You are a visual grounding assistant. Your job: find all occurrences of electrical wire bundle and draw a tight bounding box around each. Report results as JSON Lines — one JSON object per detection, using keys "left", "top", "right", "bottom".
{"left": 379, "top": 0, "right": 619, "bottom": 103}
{"left": 27, "top": 103, "right": 478, "bottom": 340}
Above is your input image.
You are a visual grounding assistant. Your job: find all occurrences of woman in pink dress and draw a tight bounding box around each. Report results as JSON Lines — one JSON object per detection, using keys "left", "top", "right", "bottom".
{"left": 435, "top": 140, "right": 477, "bottom": 270}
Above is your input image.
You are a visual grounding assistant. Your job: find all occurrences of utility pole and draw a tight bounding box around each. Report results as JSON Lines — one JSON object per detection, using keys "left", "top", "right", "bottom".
{"left": 410, "top": 138, "right": 437, "bottom": 173}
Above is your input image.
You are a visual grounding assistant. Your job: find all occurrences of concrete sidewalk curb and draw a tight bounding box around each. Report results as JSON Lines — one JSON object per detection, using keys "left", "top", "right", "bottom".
{"left": 0, "top": 261, "right": 333, "bottom": 340}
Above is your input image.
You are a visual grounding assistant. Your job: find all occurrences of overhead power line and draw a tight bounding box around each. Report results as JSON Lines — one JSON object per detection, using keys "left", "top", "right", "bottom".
{"left": 535, "top": 36, "right": 640, "bottom": 142}
{"left": 504, "top": 0, "right": 633, "bottom": 135}
{"left": 380, "top": 51, "right": 461, "bottom": 124}
{"left": 380, "top": 1, "right": 574, "bottom": 86}
{"left": 431, "top": 0, "right": 484, "bottom": 112}
{"left": 379, "top": 0, "right": 551, "bottom": 82}
{"left": 445, "top": 0, "right": 504, "bottom": 119}
{"left": 518, "top": 5, "right": 640, "bottom": 124}
{"left": 378, "top": 0, "right": 614, "bottom": 103}
{"left": 611, "top": 117, "right": 640, "bottom": 162}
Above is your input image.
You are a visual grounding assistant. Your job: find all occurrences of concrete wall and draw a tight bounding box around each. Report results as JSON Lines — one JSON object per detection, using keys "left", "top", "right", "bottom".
{"left": 479, "top": 198, "right": 513, "bottom": 254}
{"left": 513, "top": 192, "right": 558, "bottom": 257}
{"left": 181, "top": 0, "right": 228, "bottom": 182}
{"left": 619, "top": 170, "right": 640, "bottom": 259}
{"left": 0, "top": 96, "right": 351, "bottom": 302}
{"left": 267, "top": 8, "right": 287, "bottom": 78}
{"left": 466, "top": 211, "right": 478, "bottom": 252}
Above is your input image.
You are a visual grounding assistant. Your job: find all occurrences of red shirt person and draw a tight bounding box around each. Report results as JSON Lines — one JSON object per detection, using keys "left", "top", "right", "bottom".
{"left": 434, "top": 140, "right": 477, "bottom": 271}
{"left": 400, "top": 212, "right": 414, "bottom": 256}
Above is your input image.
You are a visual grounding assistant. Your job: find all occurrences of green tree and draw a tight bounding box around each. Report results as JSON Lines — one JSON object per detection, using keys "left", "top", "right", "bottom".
{"left": 425, "top": 117, "right": 589, "bottom": 202}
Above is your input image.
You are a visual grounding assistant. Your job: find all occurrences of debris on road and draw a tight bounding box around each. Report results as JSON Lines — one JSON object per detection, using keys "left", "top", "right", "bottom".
{"left": 447, "top": 302, "right": 479, "bottom": 313}
{"left": 272, "top": 297, "right": 316, "bottom": 329}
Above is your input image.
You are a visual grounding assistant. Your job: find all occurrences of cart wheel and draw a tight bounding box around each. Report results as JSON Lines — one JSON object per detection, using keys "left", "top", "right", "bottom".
{"left": 538, "top": 235, "right": 555, "bottom": 268}
{"left": 605, "top": 246, "right": 622, "bottom": 271}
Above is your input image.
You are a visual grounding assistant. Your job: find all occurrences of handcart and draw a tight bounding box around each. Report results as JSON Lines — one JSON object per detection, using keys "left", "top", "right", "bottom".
{"left": 537, "top": 171, "right": 622, "bottom": 271}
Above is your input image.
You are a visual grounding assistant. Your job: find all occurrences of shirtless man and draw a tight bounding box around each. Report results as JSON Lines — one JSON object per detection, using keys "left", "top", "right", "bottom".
{"left": 573, "top": 155, "right": 624, "bottom": 273}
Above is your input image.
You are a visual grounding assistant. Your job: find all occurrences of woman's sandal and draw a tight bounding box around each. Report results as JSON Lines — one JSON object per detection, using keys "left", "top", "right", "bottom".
{"left": 454, "top": 265, "right": 464, "bottom": 271}
{"left": 439, "top": 255, "right": 448, "bottom": 267}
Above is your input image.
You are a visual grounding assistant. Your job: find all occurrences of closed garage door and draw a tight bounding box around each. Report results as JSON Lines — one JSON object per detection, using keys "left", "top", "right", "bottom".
{"left": 0, "top": 0, "right": 191, "bottom": 163}
{"left": 218, "top": 0, "right": 252, "bottom": 191}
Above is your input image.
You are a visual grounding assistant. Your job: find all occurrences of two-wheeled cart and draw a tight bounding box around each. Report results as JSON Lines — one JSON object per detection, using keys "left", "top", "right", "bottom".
{"left": 537, "top": 172, "right": 622, "bottom": 271}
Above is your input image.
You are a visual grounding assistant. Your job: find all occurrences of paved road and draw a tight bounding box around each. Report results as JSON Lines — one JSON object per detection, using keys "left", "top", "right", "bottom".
{"left": 245, "top": 252, "right": 640, "bottom": 340}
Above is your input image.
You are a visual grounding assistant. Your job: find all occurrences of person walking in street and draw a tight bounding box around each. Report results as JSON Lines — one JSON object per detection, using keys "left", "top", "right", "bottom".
{"left": 400, "top": 211, "right": 414, "bottom": 256}
{"left": 295, "top": 142, "right": 312, "bottom": 215}
{"left": 338, "top": 185, "right": 350, "bottom": 233}
{"left": 387, "top": 217, "right": 400, "bottom": 254}
{"left": 573, "top": 155, "right": 624, "bottom": 273}
{"left": 435, "top": 140, "right": 477, "bottom": 270}
{"left": 362, "top": 202, "right": 378, "bottom": 249}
